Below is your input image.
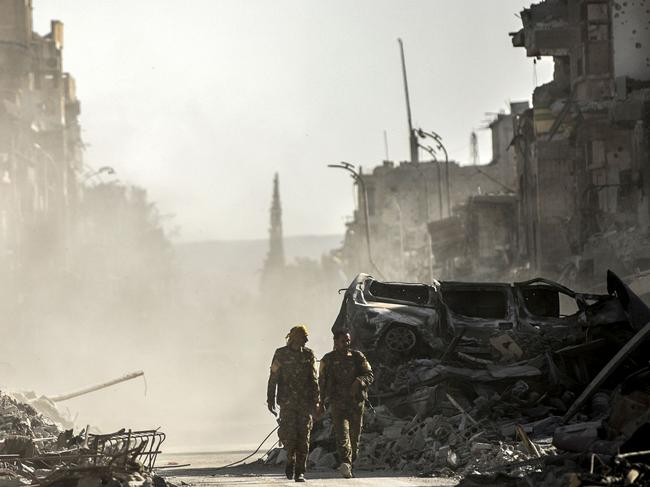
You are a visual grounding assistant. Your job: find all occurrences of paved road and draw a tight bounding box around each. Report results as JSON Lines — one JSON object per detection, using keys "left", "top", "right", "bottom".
{"left": 156, "top": 452, "right": 459, "bottom": 487}
{"left": 160, "top": 465, "right": 459, "bottom": 487}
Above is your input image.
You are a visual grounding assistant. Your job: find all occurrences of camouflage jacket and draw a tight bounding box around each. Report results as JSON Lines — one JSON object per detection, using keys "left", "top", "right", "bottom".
{"left": 319, "top": 349, "right": 373, "bottom": 407}
{"left": 267, "top": 346, "right": 319, "bottom": 409}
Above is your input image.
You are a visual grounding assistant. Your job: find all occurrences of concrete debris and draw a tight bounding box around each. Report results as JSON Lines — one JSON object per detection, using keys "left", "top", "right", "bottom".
{"left": 0, "top": 391, "right": 169, "bottom": 487}
{"left": 7, "top": 392, "right": 75, "bottom": 430}
{"left": 0, "top": 392, "right": 62, "bottom": 441}
{"left": 265, "top": 270, "right": 650, "bottom": 484}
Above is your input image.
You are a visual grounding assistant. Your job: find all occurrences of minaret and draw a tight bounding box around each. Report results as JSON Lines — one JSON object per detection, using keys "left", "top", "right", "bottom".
{"left": 263, "top": 173, "right": 285, "bottom": 277}
{"left": 470, "top": 131, "right": 480, "bottom": 165}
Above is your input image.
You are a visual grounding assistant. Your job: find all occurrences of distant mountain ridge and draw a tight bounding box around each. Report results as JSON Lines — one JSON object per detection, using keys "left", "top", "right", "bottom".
{"left": 175, "top": 234, "right": 343, "bottom": 278}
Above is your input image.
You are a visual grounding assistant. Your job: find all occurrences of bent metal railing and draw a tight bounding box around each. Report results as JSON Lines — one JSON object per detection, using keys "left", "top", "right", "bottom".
{"left": 88, "top": 428, "right": 166, "bottom": 471}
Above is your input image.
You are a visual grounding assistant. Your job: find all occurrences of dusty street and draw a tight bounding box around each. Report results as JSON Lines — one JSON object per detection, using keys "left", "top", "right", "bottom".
{"left": 161, "top": 466, "right": 458, "bottom": 487}
{"left": 157, "top": 453, "right": 457, "bottom": 487}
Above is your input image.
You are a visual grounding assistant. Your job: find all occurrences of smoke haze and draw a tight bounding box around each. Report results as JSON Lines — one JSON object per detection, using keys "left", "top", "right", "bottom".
{"left": 0, "top": 0, "right": 558, "bottom": 453}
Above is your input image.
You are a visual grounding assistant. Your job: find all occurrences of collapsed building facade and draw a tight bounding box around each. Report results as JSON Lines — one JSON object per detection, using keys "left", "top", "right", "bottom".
{"left": 430, "top": 0, "right": 650, "bottom": 287}
{"left": 0, "top": 0, "right": 84, "bottom": 273}
{"left": 340, "top": 1, "right": 650, "bottom": 289}
{"left": 510, "top": 0, "right": 650, "bottom": 288}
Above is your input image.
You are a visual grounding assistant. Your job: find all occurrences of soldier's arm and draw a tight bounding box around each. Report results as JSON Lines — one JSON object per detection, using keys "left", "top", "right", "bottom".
{"left": 318, "top": 357, "right": 328, "bottom": 406}
{"left": 309, "top": 352, "right": 320, "bottom": 407}
{"left": 355, "top": 352, "right": 374, "bottom": 387}
{"left": 267, "top": 351, "right": 281, "bottom": 407}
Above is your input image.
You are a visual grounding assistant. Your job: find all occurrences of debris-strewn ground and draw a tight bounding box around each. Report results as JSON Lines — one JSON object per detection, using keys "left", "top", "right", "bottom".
{"left": 265, "top": 273, "right": 650, "bottom": 486}
{"left": 157, "top": 452, "right": 460, "bottom": 486}
{"left": 0, "top": 391, "right": 172, "bottom": 487}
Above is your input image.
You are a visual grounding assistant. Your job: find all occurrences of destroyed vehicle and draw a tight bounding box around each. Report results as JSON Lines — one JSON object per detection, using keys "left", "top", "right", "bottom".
{"left": 332, "top": 273, "right": 629, "bottom": 363}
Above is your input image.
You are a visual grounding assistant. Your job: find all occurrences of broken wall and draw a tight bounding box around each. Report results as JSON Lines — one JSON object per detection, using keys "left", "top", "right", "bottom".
{"left": 489, "top": 102, "right": 529, "bottom": 193}
{"left": 466, "top": 195, "right": 518, "bottom": 279}
{"left": 512, "top": 0, "right": 650, "bottom": 285}
{"left": 0, "top": 2, "right": 83, "bottom": 275}
{"left": 0, "top": 0, "right": 32, "bottom": 47}
{"left": 343, "top": 156, "right": 519, "bottom": 282}
{"left": 612, "top": 0, "right": 650, "bottom": 81}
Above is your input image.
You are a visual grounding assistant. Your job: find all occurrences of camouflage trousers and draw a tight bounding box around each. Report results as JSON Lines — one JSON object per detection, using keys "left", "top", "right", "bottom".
{"left": 278, "top": 406, "right": 313, "bottom": 474}
{"left": 330, "top": 401, "right": 364, "bottom": 466}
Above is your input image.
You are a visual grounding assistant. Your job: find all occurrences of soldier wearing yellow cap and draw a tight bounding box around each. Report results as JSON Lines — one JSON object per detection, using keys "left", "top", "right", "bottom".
{"left": 267, "top": 325, "right": 319, "bottom": 482}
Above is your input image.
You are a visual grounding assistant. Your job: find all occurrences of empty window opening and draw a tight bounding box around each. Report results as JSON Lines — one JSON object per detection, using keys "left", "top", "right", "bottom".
{"left": 521, "top": 286, "right": 578, "bottom": 317}
{"left": 442, "top": 289, "right": 508, "bottom": 319}
{"left": 368, "top": 281, "right": 430, "bottom": 305}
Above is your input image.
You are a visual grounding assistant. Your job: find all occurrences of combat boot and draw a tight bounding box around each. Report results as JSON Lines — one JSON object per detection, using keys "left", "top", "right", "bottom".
{"left": 285, "top": 461, "right": 294, "bottom": 480}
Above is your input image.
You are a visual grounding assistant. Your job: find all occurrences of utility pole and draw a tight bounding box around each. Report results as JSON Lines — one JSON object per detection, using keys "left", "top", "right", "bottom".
{"left": 398, "top": 39, "right": 418, "bottom": 164}
{"left": 328, "top": 162, "right": 385, "bottom": 280}
{"left": 417, "top": 142, "right": 444, "bottom": 220}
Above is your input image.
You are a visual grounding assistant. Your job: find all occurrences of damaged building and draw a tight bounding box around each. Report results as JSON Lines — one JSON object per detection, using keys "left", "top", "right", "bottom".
{"left": 428, "top": 193, "right": 519, "bottom": 281}
{"left": 309, "top": 3, "right": 650, "bottom": 483}
{"left": 424, "top": 0, "right": 650, "bottom": 286}
{"left": 339, "top": 104, "right": 527, "bottom": 283}
{"left": 510, "top": 0, "right": 650, "bottom": 287}
{"left": 0, "top": 0, "right": 84, "bottom": 273}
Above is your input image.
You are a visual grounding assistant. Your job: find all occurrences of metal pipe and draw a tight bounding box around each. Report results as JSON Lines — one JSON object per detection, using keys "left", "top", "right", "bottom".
{"left": 49, "top": 370, "right": 145, "bottom": 402}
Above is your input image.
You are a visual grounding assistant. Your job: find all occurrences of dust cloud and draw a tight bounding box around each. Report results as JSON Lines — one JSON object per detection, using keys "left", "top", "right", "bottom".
{"left": 0, "top": 193, "right": 346, "bottom": 452}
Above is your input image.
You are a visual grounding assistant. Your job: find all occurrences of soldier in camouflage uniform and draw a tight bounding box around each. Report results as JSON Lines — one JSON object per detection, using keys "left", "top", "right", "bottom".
{"left": 318, "top": 329, "right": 373, "bottom": 479}
{"left": 267, "top": 325, "right": 319, "bottom": 483}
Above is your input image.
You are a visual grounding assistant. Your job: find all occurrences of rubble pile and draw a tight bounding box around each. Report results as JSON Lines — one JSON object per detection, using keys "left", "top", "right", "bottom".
{"left": 294, "top": 353, "right": 568, "bottom": 477}
{"left": 0, "top": 393, "right": 61, "bottom": 445}
{"left": 0, "top": 391, "right": 168, "bottom": 487}
{"left": 266, "top": 272, "right": 650, "bottom": 485}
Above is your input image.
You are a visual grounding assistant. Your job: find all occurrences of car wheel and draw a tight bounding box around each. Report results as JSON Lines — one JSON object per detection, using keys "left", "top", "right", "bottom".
{"left": 383, "top": 325, "right": 417, "bottom": 353}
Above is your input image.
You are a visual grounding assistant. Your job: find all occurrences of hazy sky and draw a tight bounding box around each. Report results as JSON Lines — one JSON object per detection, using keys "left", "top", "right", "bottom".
{"left": 33, "top": 1, "right": 553, "bottom": 242}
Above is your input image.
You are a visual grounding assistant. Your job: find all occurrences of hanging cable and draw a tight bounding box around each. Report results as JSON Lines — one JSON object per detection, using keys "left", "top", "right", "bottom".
{"left": 155, "top": 425, "right": 280, "bottom": 474}
{"left": 211, "top": 425, "right": 279, "bottom": 471}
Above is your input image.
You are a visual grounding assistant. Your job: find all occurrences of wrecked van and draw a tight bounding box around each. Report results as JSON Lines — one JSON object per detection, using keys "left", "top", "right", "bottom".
{"left": 332, "top": 273, "right": 629, "bottom": 363}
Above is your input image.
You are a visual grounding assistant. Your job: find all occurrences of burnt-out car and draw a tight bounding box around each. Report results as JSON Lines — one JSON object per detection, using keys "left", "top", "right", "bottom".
{"left": 331, "top": 275, "right": 443, "bottom": 361}
{"left": 332, "top": 273, "right": 629, "bottom": 363}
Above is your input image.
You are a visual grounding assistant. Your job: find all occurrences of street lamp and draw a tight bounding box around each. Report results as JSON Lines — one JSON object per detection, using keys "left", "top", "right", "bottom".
{"left": 328, "top": 162, "right": 385, "bottom": 279}
{"left": 417, "top": 129, "right": 450, "bottom": 217}
{"left": 416, "top": 142, "right": 444, "bottom": 220}
{"left": 83, "top": 166, "right": 115, "bottom": 183}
